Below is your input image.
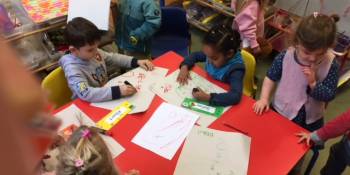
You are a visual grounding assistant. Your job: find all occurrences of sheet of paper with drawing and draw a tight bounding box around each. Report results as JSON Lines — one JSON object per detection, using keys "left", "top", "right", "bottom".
{"left": 132, "top": 102, "right": 199, "bottom": 160}
{"left": 174, "top": 126, "right": 252, "bottom": 175}
{"left": 151, "top": 70, "right": 230, "bottom": 127}
{"left": 54, "top": 104, "right": 125, "bottom": 158}
{"left": 91, "top": 67, "right": 168, "bottom": 113}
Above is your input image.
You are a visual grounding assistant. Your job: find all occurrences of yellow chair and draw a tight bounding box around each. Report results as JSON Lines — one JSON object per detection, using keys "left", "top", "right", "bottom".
{"left": 41, "top": 67, "right": 72, "bottom": 109}
{"left": 241, "top": 50, "right": 257, "bottom": 97}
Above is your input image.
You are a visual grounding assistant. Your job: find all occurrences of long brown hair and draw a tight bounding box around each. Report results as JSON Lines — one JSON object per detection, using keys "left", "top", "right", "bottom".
{"left": 294, "top": 13, "right": 339, "bottom": 51}
{"left": 56, "top": 126, "right": 119, "bottom": 175}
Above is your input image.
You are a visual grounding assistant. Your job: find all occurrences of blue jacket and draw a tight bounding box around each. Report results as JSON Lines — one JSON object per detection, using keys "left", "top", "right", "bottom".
{"left": 181, "top": 52, "right": 245, "bottom": 106}
{"left": 116, "top": 0, "right": 161, "bottom": 54}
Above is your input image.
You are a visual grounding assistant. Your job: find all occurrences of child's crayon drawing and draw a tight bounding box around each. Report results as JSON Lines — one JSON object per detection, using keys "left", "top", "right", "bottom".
{"left": 132, "top": 103, "right": 198, "bottom": 160}
{"left": 151, "top": 69, "right": 229, "bottom": 127}
{"left": 91, "top": 67, "right": 168, "bottom": 113}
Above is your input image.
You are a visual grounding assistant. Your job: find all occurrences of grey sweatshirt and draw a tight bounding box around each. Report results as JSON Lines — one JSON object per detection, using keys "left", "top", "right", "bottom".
{"left": 59, "top": 49, "right": 139, "bottom": 102}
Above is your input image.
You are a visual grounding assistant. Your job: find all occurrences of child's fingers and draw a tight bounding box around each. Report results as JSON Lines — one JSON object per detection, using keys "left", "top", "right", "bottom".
{"left": 148, "top": 62, "right": 154, "bottom": 70}
{"left": 298, "top": 137, "right": 305, "bottom": 144}
{"left": 188, "top": 73, "right": 192, "bottom": 80}
{"left": 144, "top": 62, "right": 153, "bottom": 71}
{"left": 264, "top": 105, "right": 269, "bottom": 113}
{"left": 126, "top": 86, "right": 137, "bottom": 94}
{"left": 306, "top": 137, "right": 311, "bottom": 146}
{"left": 295, "top": 132, "right": 304, "bottom": 137}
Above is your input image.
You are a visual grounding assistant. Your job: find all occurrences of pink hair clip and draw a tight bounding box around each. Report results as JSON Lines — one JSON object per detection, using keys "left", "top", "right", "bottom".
{"left": 313, "top": 12, "right": 319, "bottom": 18}
{"left": 81, "top": 129, "right": 91, "bottom": 138}
{"left": 75, "top": 158, "right": 84, "bottom": 168}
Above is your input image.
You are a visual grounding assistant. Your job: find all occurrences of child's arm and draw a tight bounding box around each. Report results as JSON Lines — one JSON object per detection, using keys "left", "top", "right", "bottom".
{"left": 298, "top": 108, "right": 350, "bottom": 145}
{"left": 180, "top": 52, "right": 207, "bottom": 69}
{"left": 130, "top": 1, "right": 161, "bottom": 42}
{"left": 234, "top": 1, "right": 260, "bottom": 49}
{"left": 99, "top": 49, "right": 139, "bottom": 70}
{"left": 307, "top": 60, "right": 339, "bottom": 102}
{"left": 208, "top": 69, "right": 245, "bottom": 106}
{"left": 253, "top": 51, "right": 285, "bottom": 115}
{"left": 64, "top": 65, "right": 134, "bottom": 103}
{"left": 316, "top": 109, "right": 350, "bottom": 142}
{"left": 177, "top": 52, "right": 207, "bottom": 85}
{"left": 100, "top": 49, "right": 153, "bottom": 72}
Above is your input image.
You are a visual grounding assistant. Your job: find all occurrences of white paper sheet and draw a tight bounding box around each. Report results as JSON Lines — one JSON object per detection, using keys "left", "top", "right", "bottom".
{"left": 54, "top": 104, "right": 125, "bottom": 158}
{"left": 174, "top": 126, "right": 252, "bottom": 175}
{"left": 67, "top": 0, "right": 111, "bottom": 30}
{"left": 131, "top": 102, "right": 199, "bottom": 160}
{"left": 91, "top": 67, "right": 168, "bottom": 113}
{"left": 151, "top": 70, "right": 230, "bottom": 127}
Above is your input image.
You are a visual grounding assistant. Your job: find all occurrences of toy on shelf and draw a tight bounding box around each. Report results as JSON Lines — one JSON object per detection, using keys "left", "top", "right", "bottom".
{"left": 0, "top": 4, "right": 14, "bottom": 33}
{"left": 0, "top": 0, "right": 34, "bottom": 37}
{"left": 21, "top": 0, "right": 68, "bottom": 24}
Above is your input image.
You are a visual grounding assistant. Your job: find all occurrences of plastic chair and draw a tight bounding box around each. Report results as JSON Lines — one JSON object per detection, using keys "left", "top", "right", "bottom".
{"left": 151, "top": 7, "right": 191, "bottom": 58}
{"left": 241, "top": 50, "right": 257, "bottom": 98}
{"left": 41, "top": 67, "right": 72, "bottom": 109}
{"left": 160, "top": 0, "right": 165, "bottom": 7}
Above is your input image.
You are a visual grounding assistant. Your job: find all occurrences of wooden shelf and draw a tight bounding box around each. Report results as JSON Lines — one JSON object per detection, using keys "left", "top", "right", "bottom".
{"left": 188, "top": 18, "right": 210, "bottom": 32}
{"left": 31, "top": 38, "right": 115, "bottom": 73}
{"left": 32, "top": 61, "right": 59, "bottom": 73}
{"left": 5, "top": 19, "right": 66, "bottom": 42}
{"left": 195, "top": 0, "right": 235, "bottom": 18}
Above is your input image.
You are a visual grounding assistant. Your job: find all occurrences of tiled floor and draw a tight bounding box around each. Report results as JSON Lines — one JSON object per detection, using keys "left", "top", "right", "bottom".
{"left": 190, "top": 28, "right": 350, "bottom": 175}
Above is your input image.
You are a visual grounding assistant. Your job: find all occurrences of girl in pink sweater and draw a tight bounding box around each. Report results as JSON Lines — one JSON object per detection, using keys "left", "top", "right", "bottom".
{"left": 298, "top": 109, "right": 350, "bottom": 175}
{"left": 231, "top": 0, "right": 267, "bottom": 55}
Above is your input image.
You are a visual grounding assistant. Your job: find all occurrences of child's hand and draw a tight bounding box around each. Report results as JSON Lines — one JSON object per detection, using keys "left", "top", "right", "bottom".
{"left": 137, "top": 59, "right": 154, "bottom": 71}
{"left": 192, "top": 87, "right": 211, "bottom": 102}
{"left": 120, "top": 85, "right": 137, "bottom": 97}
{"left": 296, "top": 132, "right": 312, "bottom": 146}
{"left": 177, "top": 65, "right": 191, "bottom": 85}
{"left": 125, "top": 169, "right": 140, "bottom": 175}
{"left": 253, "top": 99, "right": 269, "bottom": 115}
{"left": 302, "top": 65, "right": 317, "bottom": 89}
{"left": 130, "top": 36, "right": 138, "bottom": 46}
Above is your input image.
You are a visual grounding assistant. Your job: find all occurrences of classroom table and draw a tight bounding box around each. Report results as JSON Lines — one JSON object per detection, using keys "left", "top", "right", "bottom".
{"left": 54, "top": 51, "right": 310, "bottom": 175}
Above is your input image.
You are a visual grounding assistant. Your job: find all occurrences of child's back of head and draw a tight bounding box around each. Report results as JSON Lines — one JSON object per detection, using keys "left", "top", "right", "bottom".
{"left": 65, "top": 17, "right": 103, "bottom": 49}
{"left": 203, "top": 24, "right": 242, "bottom": 56}
{"left": 57, "top": 126, "right": 118, "bottom": 175}
{"left": 294, "top": 13, "right": 339, "bottom": 51}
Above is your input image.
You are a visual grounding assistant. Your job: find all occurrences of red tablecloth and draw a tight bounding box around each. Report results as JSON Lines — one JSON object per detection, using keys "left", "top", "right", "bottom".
{"left": 55, "top": 51, "right": 309, "bottom": 175}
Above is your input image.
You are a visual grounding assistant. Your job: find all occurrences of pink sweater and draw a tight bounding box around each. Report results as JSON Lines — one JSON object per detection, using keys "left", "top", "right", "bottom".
{"left": 316, "top": 109, "right": 350, "bottom": 141}
{"left": 231, "top": 0, "right": 265, "bottom": 49}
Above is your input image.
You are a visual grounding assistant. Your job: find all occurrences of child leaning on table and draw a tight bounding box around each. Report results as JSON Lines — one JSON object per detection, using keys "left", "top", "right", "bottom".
{"left": 177, "top": 24, "right": 245, "bottom": 107}
{"left": 297, "top": 108, "right": 350, "bottom": 175}
{"left": 253, "top": 13, "right": 340, "bottom": 132}
{"left": 60, "top": 17, "right": 154, "bottom": 103}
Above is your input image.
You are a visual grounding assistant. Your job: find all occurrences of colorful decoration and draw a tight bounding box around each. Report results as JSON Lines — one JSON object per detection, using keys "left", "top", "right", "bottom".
{"left": 21, "top": 0, "right": 68, "bottom": 23}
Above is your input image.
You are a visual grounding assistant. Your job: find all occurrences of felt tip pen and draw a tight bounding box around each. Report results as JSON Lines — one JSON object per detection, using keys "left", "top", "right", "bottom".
{"left": 124, "top": 81, "right": 134, "bottom": 87}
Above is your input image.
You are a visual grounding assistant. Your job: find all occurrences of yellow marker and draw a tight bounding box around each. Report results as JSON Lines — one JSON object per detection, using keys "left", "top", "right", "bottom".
{"left": 97, "top": 101, "right": 132, "bottom": 130}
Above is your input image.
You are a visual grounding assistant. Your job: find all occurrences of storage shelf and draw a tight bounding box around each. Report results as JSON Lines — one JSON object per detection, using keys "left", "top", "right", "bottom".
{"left": 5, "top": 19, "right": 66, "bottom": 43}
{"left": 195, "top": 0, "right": 235, "bottom": 18}
{"left": 188, "top": 18, "right": 210, "bottom": 32}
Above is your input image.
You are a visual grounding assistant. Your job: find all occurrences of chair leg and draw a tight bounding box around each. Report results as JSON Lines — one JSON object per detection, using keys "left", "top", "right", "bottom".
{"left": 304, "top": 149, "right": 320, "bottom": 175}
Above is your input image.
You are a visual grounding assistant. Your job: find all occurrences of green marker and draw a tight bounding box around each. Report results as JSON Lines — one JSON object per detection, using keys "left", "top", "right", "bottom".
{"left": 181, "top": 98, "right": 224, "bottom": 118}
